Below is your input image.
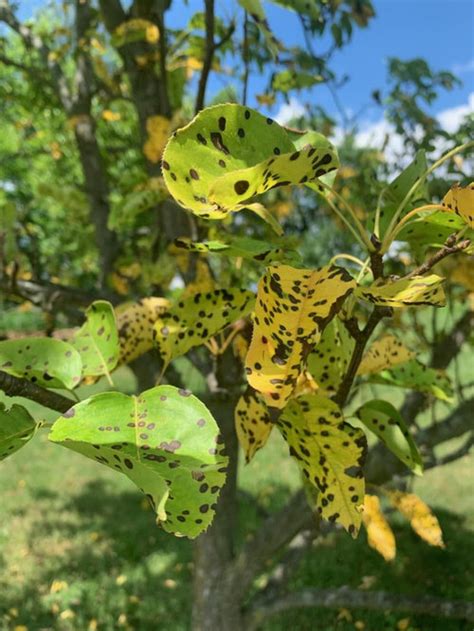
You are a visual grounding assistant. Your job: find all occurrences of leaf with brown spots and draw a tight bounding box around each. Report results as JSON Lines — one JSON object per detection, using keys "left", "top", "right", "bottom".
{"left": 368, "top": 359, "right": 453, "bottom": 402}
{"left": 357, "top": 335, "right": 414, "bottom": 375}
{"left": 70, "top": 301, "right": 119, "bottom": 383}
{"left": 278, "top": 395, "right": 367, "bottom": 536}
{"left": 153, "top": 288, "right": 255, "bottom": 364}
{"left": 388, "top": 491, "right": 445, "bottom": 548}
{"left": 397, "top": 210, "right": 466, "bottom": 256}
{"left": 49, "top": 386, "right": 228, "bottom": 539}
{"left": 0, "top": 403, "right": 37, "bottom": 461}
{"left": 362, "top": 495, "right": 396, "bottom": 562}
{"left": 245, "top": 265, "right": 356, "bottom": 409}
{"left": 0, "top": 338, "right": 82, "bottom": 389}
{"left": 116, "top": 297, "right": 170, "bottom": 365}
{"left": 355, "top": 274, "right": 446, "bottom": 308}
{"left": 441, "top": 182, "right": 474, "bottom": 228}
{"left": 354, "top": 400, "right": 422, "bottom": 475}
{"left": 307, "top": 317, "right": 355, "bottom": 394}
{"left": 234, "top": 388, "right": 273, "bottom": 463}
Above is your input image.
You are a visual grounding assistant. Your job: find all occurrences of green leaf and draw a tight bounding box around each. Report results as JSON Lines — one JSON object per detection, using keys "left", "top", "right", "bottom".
{"left": 174, "top": 235, "right": 300, "bottom": 264}
{"left": 368, "top": 359, "right": 453, "bottom": 402}
{"left": 70, "top": 301, "right": 119, "bottom": 382}
{"left": 0, "top": 338, "right": 82, "bottom": 389}
{"left": 272, "top": 70, "right": 323, "bottom": 93}
{"left": 268, "top": 0, "right": 321, "bottom": 20}
{"left": 355, "top": 274, "right": 446, "bottom": 308}
{"left": 397, "top": 211, "right": 465, "bottom": 254}
{"left": 372, "top": 150, "right": 428, "bottom": 237}
{"left": 237, "top": 0, "right": 282, "bottom": 58}
{"left": 49, "top": 386, "right": 228, "bottom": 538}
{"left": 154, "top": 288, "right": 255, "bottom": 364}
{"left": 0, "top": 403, "right": 37, "bottom": 461}
{"left": 278, "top": 395, "right": 367, "bottom": 536}
{"left": 162, "top": 104, "right": 338, "bottom": 224}
{"left": 355, "top": 400, "right": 422, "bottom": 475}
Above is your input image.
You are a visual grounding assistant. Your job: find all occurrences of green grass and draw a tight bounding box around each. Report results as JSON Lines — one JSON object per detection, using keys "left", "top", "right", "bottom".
{"left": 0, "top": 369, "right": 473, "bottom": 631}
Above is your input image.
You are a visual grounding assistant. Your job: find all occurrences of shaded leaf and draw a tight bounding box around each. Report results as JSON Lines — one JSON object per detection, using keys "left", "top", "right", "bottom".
{"left": 0, "top": 403, "right": 37, "bottom": 461}
{"left": 49, "top": 386, "right": 228, "bottom": 538}
{"left": 70, "top": 301, "right": 119, "bottom": 381}
{"left": 174, "top": 235, "right": 300, "bottom": 264}
{"left": 369, "top": 359, "right": 453, "bottom": 402}
{"left": 389, "top": 490, "right": 445, "bottom": 548}
{"left": 357, "top": 335, "right": 415, "bottom": 375}
{"left": 0, "top": 338, "right": 82, "bottom": 389}
{"left": 355, "top": 275, "right": 445, "bottom": 308}
{"left": 441, "top": 182, "right": 474, "bottom": 228}
{"left": 355, "top": 400, "right": 422, "bottom": 474}
{"left": 362, "top": 495, "right": 396, "bottom": 561}
{"left": 116, "top": 298, "right": 170, "bottom": 365}
{"left": 154, "top": 288, "right": 255, "bottom": 364}
{"left": 245, "top": 265, "right": 355, "bottom": 408}
{"left": 397, "top": 210, "right": 465, "bottom": 254}
{"left": 278, "top": 395, "right": 366, "bottom": 536}
{"left": 235, "top": 387, "right": 273, "bottom": 462}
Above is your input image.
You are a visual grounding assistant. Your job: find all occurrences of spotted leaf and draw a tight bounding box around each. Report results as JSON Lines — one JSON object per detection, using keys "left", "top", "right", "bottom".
{"left": 235, "top": 388, "right": 273, "bottom": 463}
{"left": 397, "top": 210, "right": 465, "bottom": 255}
{"left": 0, "top": 403, "right": 37, "bottom": 461}
{"left": 355, "top": 400, "right": 422, "bottom": 475}
{"left": 307, "top": 317, "right": 355, "bottom": 394}
{"left": 362, "top": 495, "right": 396, "bottom": 562}
{"left": 116, "top": 298, "right": 170, "bottom": 365}
{"left": 174, "top": 235, "right": 300, "bottom": 264}
{"left": 49, "top": 386, "right": 228, "bottom": 538}
{"left": 368, "top": 359, "right": 453, "bottom": 402}
{"left": 355, "top": 274, "right": 446, "bottom": 308}
{"left": 154, "top": 289, "right": 255, "bottom": 364}
{"left": 389, "top": 491, "right": 445, "bottom": 548}
{"left": 245, "top": 265, "right": 356, "bottom": 408}
{"left": 441, "top": 182, "right": 474, "bottom": 228}
{"left": 70, "top": 301, "right": 119, "bottom": 381}
{"left": 357, "top": 335, "right": 414, "bottom": 375}
{"left": 0, "top": 338, "right": 82, "bottom": 389}
{"left": 278, "top": 395, "right": 367, "bottom": 536}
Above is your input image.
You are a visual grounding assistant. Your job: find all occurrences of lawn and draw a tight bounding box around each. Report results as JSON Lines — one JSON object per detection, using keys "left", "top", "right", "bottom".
{"left": 0, "top": 367, "right": 472, "bottom": 631}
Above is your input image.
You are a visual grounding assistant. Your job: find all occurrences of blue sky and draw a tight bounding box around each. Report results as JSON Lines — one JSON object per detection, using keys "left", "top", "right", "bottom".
{"left": 18, "top": 0, "right": 474, "bottom": 126}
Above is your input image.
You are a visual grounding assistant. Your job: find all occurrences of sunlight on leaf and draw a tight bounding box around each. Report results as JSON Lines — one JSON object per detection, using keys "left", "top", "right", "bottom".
{"left": 355, "top": 275, "right": 446, "bottom": 308}
{"left": 362, "top": 495, "right": 396, "bottom": 561}
{"left": 357, "top": 334, "right": 415, "bottom": 375}
{"left": 389, "top": 490, "right": 445, "bottom": 548}
{"left": 441, "top": 182, "right": 474, "bottom": 228}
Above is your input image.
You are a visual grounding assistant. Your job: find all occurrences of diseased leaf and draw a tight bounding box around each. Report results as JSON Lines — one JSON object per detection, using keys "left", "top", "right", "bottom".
{"left": 278, "top": 395, "right": 367, "bottom": 536}
{"left": 397, "top": 210, "right": 465, "bottom": 254}
{"left": 357, "top": 335, "right": 415, "bottom": 375}
{"left": 441, "top": 182, "right": 474, "bottom": 228}
{"left": 70, "top": 301, "right": 119, "bottom": 381}
{"left": 235, "top": 387, "right": 273, "bottom": 462}
{"left": 355, "top": 400, "right": 422, "bottom": 475}
{"left": 369, "top": 359, "right": 453, "bottom": 402}
{"left": 245, "top": 265, "right": 356, "bottom": 408}
{"left": 355, "top": 275, "right": 446, "bottom": 308}
{"left": 116, "top": 297, "right": 170, "bottom": 365}
{"left": 0, "top": 403, "right": 37, "bottom": 461}
{"left": 174, "top": 235, "right": 300, "bottom": 264}
{"left": 389, "top": 490, "right": 445, "bottom": 548}
{"left": 49, "top": 386, "right": 228, "bottom": 538}
{"left": 162, "top": 104, "right": 338, "bottom": 224}
{"left": 362, "top": 495, "right": 396, "bottom": 561}
{"left": 154, "top": 288, "right": 255, "bottom": 364}
{"left": 307, "top": 317, "right": 355, "bottom": 394}
{"left": 0, "top": 338, "right": 82, "bottom": 389}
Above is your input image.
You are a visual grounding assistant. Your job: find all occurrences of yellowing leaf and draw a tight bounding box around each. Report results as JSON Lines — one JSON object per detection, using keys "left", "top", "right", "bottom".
{"left": 113, "top": 19, "right": 160, "bottom": 47}
{"left": 357, "top": 335, "right": 415, "bottom": 375}
{"left": 245, "top": 265, "right": 355, "bottom": 409}
{"left": 389, "top": 490, "right": 445, "bottom": 548}
{"left": 144, "top": 115, "right": 171, "bottom": 163}
{"left": 362, "top": 495, "right": 396, "bottom": 561}
{"left": 356, "top": 275, "right": 446, "bottom": 308}
{"left": 116, "top": 297, "right": 170, "bottom": 365}
{"left": 451, "top": 255, "right": 474, "bottom": 291}
{"left": 441, "top": 182, "right": 474, "bottom": 228}
{"left": 102, "top": 109, "right": 121, "bottom": 122}
{"left": 278, "top": 395, "right": 367, "bottom": 536}
{"left": 182, "top": 260, "right": 214, "bottom": 297}
{"left": 154, "top": 289, "right": 255, "bottom": 364}
{"left": 235, "top": 388, "right": 273, "bottom": 462}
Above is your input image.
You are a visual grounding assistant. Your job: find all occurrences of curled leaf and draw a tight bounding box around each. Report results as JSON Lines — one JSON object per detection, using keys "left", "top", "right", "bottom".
{"left": 356, "top": 275, "right": 446, "bottom": 308}
{"left": 234, "top": 388, "right": 273, "bottom": 462}
{"left": 362, "top": 495, "right": 396, "bottom": 561}
{"left": 389, "top": 490, "right": 445, "bottom": 548}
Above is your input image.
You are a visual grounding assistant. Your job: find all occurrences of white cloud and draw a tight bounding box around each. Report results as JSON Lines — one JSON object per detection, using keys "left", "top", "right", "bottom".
{"left": 436, "top": 92, "right": 474, "bottom": 132}
{"left": 452, "top": 58, "right": 474, "bottom": 75}
{"left": 274, "top": 97, "right": 305, "bottom": 124}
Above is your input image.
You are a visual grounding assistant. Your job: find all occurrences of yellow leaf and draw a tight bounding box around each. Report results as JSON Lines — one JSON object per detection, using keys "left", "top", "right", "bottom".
{"left": 14, "top": 627, "right": 28, "bottom": 631}
{"left": 182, "top": 260, "right": 214, "bottom": 297}
{"left": 145, "top": 24, "right": 160, "bottom": 43}
{"left": 116, "top": 297, "right": 170, "bottom": 365}
{"left": 354, "top": 621, "right": 365, "bottom": 630}
{"left": 102, "top": 109, "right": 121, "bottom": 122}
{"left": 88, "top": 620, "right": 98, "bottom": 631}
{"left": 116, "top": 574, "right": 127, "bottom": 585}
{"left": 143, "top": 115, "right": 171, "bottom": 163}
{"left": 256, "top": 93, "right": 276, "bottom": 106}
{"left": 232, "top": 332, "right": 249, "bottom": 363}
{"left": 389, "top": 490, "right": 445, "bottom": 548}
{"left": 59, "top": 609, "right": 75, "bottom": 620}
{"left": 50, "top": 579, "right": 68, "bottom": 593}
{"left": 362, "top": 495, "right": 396, "bottom": 561}
{"left": 245, "top": 265, "right": 355, "bottom": 408}
{"left": 451, "top": 256, "right": 474, "bottom": 291}
{"left": 397, "top": 618, "right": 411, "bottom": 631}
{"left": 441, "top": 182, "right": 474, "bottom": 228}
{"left": 307, "top": 317, "right": 354, "bottom": 394}
{"left": 50, "top": 141, "right": 62, "bottom": 160}
{"left": 355, "top": 274, "right": 446, "bottom": 308}
{"left": 278, "top": 395, "right": 366, "bottom": 536}
{"left": 357, "top": 335, "right": 415, "bottom": 375}
{"left": 235, "top": 388, "right": 273, "bottom": 462}
{"left": 292, "top": 370, "right": 319, "bottom": 397}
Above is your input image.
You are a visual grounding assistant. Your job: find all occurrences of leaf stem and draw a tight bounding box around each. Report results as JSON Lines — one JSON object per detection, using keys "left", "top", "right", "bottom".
{"left": 329, "top": 254, "right": 366, "bottom": 268}
{"left": 387, "top": 203, "right": 448, "bottom": 243}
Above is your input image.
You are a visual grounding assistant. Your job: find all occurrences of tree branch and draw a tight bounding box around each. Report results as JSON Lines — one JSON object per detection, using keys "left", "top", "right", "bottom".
{"left": 0, "top": 370, "right": 75, "bottom": 414}
{"left": 404, "top": 234, "right": 470, "bottom": 278}
{"left": 195, "top": 0, "right": 215, "bottom": 113}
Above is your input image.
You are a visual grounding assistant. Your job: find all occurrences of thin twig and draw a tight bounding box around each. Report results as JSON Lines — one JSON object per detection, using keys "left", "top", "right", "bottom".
{"left": 403, "top": 234, "right": 470, "bottom": 279}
